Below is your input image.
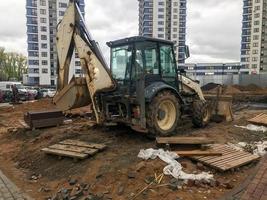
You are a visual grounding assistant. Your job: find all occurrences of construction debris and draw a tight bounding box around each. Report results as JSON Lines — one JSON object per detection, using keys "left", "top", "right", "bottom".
{"left": 235, "top": 124, "right": 267, "bottom": 132}
{"left": 191, "top": 144, "right": 260, "bottom": 172}
{"left": 138, "top": 148, "right": 214, "bottom": 181}
{"left": 24, "top": 110, "right": 64, "bottom": 129}
{"left": 42, "top": 139, "right": 106, "bottom": 160}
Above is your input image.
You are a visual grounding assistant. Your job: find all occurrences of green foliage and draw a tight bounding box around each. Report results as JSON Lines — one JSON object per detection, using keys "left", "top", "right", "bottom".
{"left": 0, "top": 47, "right": 27, "bottom": 81}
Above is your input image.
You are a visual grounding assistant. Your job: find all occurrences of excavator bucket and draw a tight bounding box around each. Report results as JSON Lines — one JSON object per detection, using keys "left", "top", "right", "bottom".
{"left": 204, "top": 86, "right": 234, "bottom": 122}
{"left": 53, "top": 77, "right": 91, "bottom": 111}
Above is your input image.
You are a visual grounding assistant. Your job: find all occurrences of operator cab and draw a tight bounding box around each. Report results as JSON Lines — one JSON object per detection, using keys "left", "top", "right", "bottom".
{"left": 107, "top": 36, "right": 179, "bottom": 93}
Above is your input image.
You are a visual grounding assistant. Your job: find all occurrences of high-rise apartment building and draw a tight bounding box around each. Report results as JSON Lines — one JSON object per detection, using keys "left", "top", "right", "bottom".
{"left": 241, "top": 0, "right": 267, "bottom": 74}
{"left": 138, "top": 0, "right": 187, "bottom": 63}
{"left": 26, "top": 0, "right": 85, "bottom": 86}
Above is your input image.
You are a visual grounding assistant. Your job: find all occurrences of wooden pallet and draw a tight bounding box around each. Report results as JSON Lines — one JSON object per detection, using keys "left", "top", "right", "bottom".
{"left": 191, "top": 144, "right": 260, "bottom": 172}
{"left": 248, "top": 113, "right": 267, "bottom": 126}
{"left": 42, "top": 139, "right": 106, "bottom": 160}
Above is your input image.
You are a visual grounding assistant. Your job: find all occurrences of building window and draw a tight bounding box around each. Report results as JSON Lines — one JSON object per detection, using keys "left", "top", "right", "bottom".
{"left": 173, "top": 2, "right": 178, "bottom": 6}
{"left": 158, "top": 8, "right": 164, "bottom": 12}
{"left": 253, "top": 35, "right": 259, "bottom": 40}
{"left": 40, "top": 9, "right": 46, "bottom": 15}
{"left": 28, "top": 51, "right": 39, "bottom": 57}
{"left": 158, "top": 34, "right": 164, "bottom": 38}
{"left": 27, "top": 25, "right": 38, "bottom": 33}
{"left": 158, "top": 2, "right": 164, "bottom": 6}
{"left": 158, "top": 28, "right": 164, "bottom": 32}
{"left": 253, "top": 42, "right": 259, "bottom": 47}
{"left": 158, "top": 21, "right": 164, "bottom": 25}
{"left": 28, "top": 60, "right": 39, "bottom": 65}
{"left": 173, "top": 15, "right": 178, "bottom": 19}
{"left": 41, "top": 26, "right": 47, "bottom": 32}
{"left": 158, "top": 15, "right": 164, "bottom": 18}
{"left": 27, "top": 8, "right": 37, "bottom": 16}
{"left": 59, "top": 11, "right": 65, "bottom": 16}
{"left": 253, "top": 50, "right": 259, "bottom": 54}
{"left": 254, "top": 28, "right": 259, "bottom": 33}
{"left": 252, "top": 64, "right": 257, "bottom": 68}
{"left": 252, "top": 57, "right": 258, "bottom": 61}
{"left": 41, "top": 52, "right": 47, "bottom": 57}
{"left": 254, "top": 13, "right": 260, "bottom": 18}
{"left": 255, "top": 0, "right": 260, "bottom": 3}
{"left": 75, "top": 61, "right": 81, "bottom": 66}
{"left": 254, "top": 6, "right": 260, "bottom": 11}
{"left": 42, "top": 60, "right": 48, "bottom": 65}
{"left": 28, "top": 43, "right": 39, "bottom": 51}
{"left": 40, "top": 0, "right": 46, "bottom": 6}
{"left": 40, "top": 18, "right": 46, "bottom": 23}
{"left": 173, "top": 8, "right": 178, "bottom": 13}
{"left": 59, "top": 3, "right": 68, "bottom": 8}
{"left": 41, "top": 43, "right": 47, "bottom": 48}
{"left": 42, "top": 68, "right": 48, "bottom": 73}
{"left": 41, "top": 35, "right": 47, "bottom": 40}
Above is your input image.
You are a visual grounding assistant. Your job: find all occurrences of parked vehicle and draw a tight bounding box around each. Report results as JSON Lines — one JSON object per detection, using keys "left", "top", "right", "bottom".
{"left": 41, "top": 88, "right": 56, "bottom": 98}
{"left": 0, "top": 81, "right": 23, "bottom": 92}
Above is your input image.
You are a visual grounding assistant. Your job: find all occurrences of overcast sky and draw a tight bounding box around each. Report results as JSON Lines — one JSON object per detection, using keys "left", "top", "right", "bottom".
{"left": 0, "top": 0, "right": 242, "bottom": 63}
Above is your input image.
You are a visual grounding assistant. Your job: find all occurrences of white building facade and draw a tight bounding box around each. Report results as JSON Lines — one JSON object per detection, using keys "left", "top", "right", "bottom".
{"left": 26, "top": 0, "right": 85, "bottom": 86}
{"left": 241, "top": 0, "right": 267, "bottom": 74}
{"left": 138, "top": 0, "right": 187, "bottom": 63}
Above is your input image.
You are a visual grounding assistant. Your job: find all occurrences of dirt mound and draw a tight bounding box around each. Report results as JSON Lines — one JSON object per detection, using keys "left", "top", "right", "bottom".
{"left": 201, "top": 83, "right": 220, "bottom": 91}
{"left": 223, "top": 85, "right": 243, "bottom": 95}
{"left": 233, "top": 84, "right": 264, "bottom": 92}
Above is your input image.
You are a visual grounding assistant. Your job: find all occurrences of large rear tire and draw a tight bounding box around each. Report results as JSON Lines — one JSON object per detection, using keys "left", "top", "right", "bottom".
{"left": 192, "top": 100, "right": 210, "bottom": 128}
{"left": 147, "top": 91, "right": 181, "bottom": 138}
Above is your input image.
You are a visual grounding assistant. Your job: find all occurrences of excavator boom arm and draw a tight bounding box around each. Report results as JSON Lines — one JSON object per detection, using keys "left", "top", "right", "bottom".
{"left": 54, "top": 0, "right": 116, "bottom": 123}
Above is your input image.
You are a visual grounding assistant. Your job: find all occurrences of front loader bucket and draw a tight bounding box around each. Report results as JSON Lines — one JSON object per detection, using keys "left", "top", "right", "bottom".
{"left": 204, "top": 94, "right": 234, "bottom": 122}
{"left": 53, "top": 77, "right": 91, "bottom": 111}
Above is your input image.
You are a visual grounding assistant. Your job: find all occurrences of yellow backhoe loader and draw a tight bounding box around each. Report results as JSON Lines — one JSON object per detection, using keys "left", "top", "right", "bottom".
{"left": 53, "top": 0, "right": 232, "bottom": 137}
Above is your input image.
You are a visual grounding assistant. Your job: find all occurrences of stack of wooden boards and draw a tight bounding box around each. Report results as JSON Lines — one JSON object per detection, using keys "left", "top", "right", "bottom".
{"left": 248, "top": 113, "right": 267, "bottom": 126}
{"left": 24, "top": 110, "right": 64, "bottom": 129}
{"left": 156, "top": 137, "right": 260, "bottom": 172}
{"left": 42, "top": 139, "right": 107, "bottom": 161}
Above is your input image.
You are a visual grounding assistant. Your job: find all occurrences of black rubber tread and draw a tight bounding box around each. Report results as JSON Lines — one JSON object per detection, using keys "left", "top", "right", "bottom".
{"left": 146, "top": 90, "right": 181, "bottom": 138}
{"left": 192, "top": 100, "right": 209, "bottom": 128}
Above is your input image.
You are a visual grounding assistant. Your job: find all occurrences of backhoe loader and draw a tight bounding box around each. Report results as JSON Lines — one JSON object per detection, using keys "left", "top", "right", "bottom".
{"left": 53, "top": 0, "right": 232, "bottom": 137}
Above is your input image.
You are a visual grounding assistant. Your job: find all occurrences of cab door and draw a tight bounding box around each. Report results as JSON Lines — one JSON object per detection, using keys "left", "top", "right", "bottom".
{"left": 159, "top": 44, "right": 178, "bottom": 89}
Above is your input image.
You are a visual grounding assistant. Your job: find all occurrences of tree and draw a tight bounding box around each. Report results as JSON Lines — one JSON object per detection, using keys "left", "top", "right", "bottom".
{"left": 0, "top": 47, "right": 27, "bottom": 81}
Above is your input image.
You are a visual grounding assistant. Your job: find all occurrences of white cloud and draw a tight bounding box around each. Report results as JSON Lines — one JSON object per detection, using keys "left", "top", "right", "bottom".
{"left": 0, "top": 0, "right": 243, "bottom": 63}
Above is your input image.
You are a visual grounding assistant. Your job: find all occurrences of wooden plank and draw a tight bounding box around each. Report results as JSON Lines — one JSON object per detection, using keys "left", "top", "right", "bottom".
{"left": 175, "top": 151, "right": 222, "bottom": 157}
{"left": 156, "top": 137, "right": 214, "bottom": 145}
{"left": 42, "top": 148, "right": 88, "bottom": 159}
{"left": 60, "top": 140, "right": 106, "bottom": 150}
{"left": 49, "top": 144, "right": 99, "bottom": 156}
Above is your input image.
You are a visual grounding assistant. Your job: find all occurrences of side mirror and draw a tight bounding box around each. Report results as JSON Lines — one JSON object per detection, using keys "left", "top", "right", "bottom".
{"left": 184, "top": 45, "right": 190, "bottom": 59}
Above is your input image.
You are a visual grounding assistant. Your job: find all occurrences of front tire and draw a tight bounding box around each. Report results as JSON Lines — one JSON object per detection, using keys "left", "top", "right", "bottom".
{"left": 147, "top": 91, "right": 181, "bottom": 137}
{"left": 192, "top": 100, "right": 210, "bottom": 128}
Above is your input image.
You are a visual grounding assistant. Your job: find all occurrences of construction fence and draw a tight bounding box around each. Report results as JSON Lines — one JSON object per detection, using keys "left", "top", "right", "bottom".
{"left": 188, "top": 74, "right": 267, "bottom": 87}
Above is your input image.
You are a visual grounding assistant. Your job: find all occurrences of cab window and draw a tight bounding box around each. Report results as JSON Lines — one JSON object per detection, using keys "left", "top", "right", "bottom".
{"left": 134, "top": 42, "right": 160, "bottom": 78}
{"left": 160, "top": 44, "right": 177, "bottom": 77}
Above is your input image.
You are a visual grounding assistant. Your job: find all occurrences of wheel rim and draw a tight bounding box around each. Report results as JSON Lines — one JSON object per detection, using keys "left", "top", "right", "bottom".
{"left": 157, "top": 100, "right": 176, "bottom": 131}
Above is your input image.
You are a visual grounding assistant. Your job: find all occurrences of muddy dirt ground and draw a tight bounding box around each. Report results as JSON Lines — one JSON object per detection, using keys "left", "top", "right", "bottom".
{"left": 0, "top": 99, "right": 266, "bottom": 200}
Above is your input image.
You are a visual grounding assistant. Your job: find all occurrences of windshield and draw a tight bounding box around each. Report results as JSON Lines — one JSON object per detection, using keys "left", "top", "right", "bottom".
{"left": 111, "top": 45, "right": 132, "bottom": 81}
